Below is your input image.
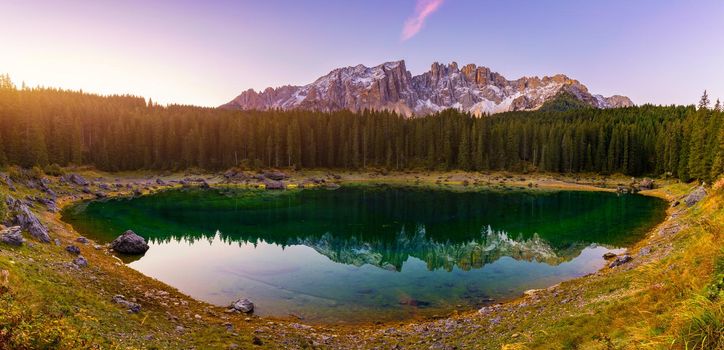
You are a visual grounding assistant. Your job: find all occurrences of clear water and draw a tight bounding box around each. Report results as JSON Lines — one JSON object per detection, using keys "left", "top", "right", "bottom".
{"left": 61, "top": 186, "right": 666, "bottom": 323}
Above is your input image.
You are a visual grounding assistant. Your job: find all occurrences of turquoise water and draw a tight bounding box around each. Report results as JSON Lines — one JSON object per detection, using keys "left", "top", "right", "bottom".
{"left": 61, "top": 186, "right": 666, "bottom": 323}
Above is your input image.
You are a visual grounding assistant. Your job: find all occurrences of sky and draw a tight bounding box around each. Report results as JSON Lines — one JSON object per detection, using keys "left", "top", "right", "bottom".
{"left": 1, "top": 0, "right": 723, "bottom": 107}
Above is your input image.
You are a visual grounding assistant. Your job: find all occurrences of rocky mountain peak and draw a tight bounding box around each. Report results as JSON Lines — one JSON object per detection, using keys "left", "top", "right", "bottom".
{"left": 221, "top": 60, "right": 633, "bottom": 117}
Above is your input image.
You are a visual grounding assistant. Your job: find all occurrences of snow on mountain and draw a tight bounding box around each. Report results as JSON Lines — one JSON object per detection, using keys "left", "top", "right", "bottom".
{"left": 221, "top": 60, "right": 633, "bottom": 117}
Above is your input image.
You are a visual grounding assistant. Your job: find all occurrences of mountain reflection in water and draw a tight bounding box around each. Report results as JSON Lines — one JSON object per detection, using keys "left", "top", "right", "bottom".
{"left": 62, "top": 186, "right": 666, "bottom": 323}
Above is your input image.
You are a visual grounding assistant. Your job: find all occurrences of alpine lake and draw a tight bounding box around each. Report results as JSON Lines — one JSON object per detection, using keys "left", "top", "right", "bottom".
{"left": 61, "top": 185, "right": 667, "bottom": 324}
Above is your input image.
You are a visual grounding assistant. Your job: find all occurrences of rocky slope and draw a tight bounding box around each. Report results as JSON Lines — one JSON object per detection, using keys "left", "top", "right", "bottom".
{"left": 222, "top": 60, "right": 634, "bottom": 116}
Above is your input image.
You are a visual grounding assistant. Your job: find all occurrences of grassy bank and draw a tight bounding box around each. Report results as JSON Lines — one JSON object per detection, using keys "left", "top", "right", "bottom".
{"left": 0, "top": 168, "right": 721, "bottom": 349}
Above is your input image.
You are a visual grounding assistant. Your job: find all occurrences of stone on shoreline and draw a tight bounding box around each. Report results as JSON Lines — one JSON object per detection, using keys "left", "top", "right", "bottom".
{"left": 263, "top": 180, "right": 284, "bottom": 190}
{"left": 110, "top": 230, "right": 149, "bottom": 254}
{"left": 608, "top": 254, "right": 632, "bottom": 268}
{"left": 229, "top": 298, "right": 254, "bottom": 313}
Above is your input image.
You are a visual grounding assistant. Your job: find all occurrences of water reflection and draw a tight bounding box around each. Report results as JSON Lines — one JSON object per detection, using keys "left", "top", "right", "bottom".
{"left": 62, "top": 186, "right": 667, "bottom": 323}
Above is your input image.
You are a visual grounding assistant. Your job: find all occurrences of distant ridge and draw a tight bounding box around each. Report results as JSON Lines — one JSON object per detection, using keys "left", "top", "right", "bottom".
{"left": 221, "top": 60, "right": 633, "bottom": 117}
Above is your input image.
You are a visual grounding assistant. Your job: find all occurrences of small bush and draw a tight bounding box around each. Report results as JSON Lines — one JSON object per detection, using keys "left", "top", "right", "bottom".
{"left": 29, "top": 166, "right": 44, "bottom": 180}
{"left": 43, "top": 164, "right": 64, "bottom": 177}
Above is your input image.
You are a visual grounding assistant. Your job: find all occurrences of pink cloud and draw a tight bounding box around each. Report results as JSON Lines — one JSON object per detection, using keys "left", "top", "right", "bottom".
{"left": 401, "top": 0, "right": 444, "bottom": 41}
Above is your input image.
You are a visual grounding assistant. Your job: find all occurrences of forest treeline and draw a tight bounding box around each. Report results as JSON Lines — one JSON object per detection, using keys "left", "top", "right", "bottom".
{"left": 0, "top": 75, "right": 722, "bottom": 182}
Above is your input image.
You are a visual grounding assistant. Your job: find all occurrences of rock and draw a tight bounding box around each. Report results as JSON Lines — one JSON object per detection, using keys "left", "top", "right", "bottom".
{"left": 155, "top": 178, "right": 166, "bottom": 185}
{"left": 53, "top": 238, "right": 61, "bottom": 246}
{"left": 73, "top": 255, "right": 88, "bottom": 267}
{"left": 95, "top": 192, "right": 107, "bottom": 199}
{"left": 251, "top": 336, "right": 263, "bottom": 346}
{"left": 76, "top": 236, "right": 89, "bottom": 244}
{"left": 133, "top": 189, "right": 143, "bottom": 196}
{"left": 99, "top": 183, "right": 110, "bottom": 190}
{"left": 199, "top": 181, "right": 210, "bottom": 189}
{"left": 62, "top": 173, "right": 89, "bottom": 186}
{"left": 0, "top": 226, "right": 24, "bottom": 246}
{"left": 325, "top": 183, "right": 341, "bottom": 190}
{"left": 684, "top": 186, "right": 707, "bottom": 207}
{"left": 263, "top": 180, "right": 284, "bottom": 190}
{"left": 175, "top": 325, "right": 185, "bottom": 333}
{"left": 263, "top": 171, "right": 288, "bottom": 181}
{"left": 110, "top": 230, "right": 149, "bottom": 254}
{"left": 638, "top": 178, "right": 654, "bottom": 190}
{"left": 112, "top": 294, "right": 141, "bottom": 313}
{"left": 608, "top": 254, "right": 632, "bottom": 268}
{"left": 65, "top": 245, "right": 81, "bottom": 255}
{"left": 230, "top": 298, "right": 254, "bottom": 313}
{"left": 602, "top": 252, "right": 617, "bottom": 259}
{"left": 5, "top": 196, "right": 50, "bottom": 243}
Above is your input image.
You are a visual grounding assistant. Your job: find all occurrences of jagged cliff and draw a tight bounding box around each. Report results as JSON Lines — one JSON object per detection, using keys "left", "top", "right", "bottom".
{"left": 222, "top": 60, "right": 633, "bottom": 116}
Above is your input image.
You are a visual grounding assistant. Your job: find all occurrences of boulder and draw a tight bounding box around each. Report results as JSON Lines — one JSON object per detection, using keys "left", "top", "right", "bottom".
{"left": 0, "top": 226, "right": 24, "bottom": 246}
{"left": 602, "top": 252, "right": 617, "bottom": 259}
{"left": 608, "top": 254, "right": 632, "bottom": 268}
{"left": 638, "top": 178, "right": 654, "bottom": 190}
{"left": 73, "top": 255, "right": 88, "bottom": 267}
{"left": 65, "top": 245, "right": 81, "bottom": 255}
{"left": 110, "top": 230, "right": 149, "bottom": 254}
{"left": 263, "top": 180, "right": 284, "bottom": 190}
{"left": 62, "top": 173, "right": 89, "bottom": 186}
{"left": 230, "top": 298, "right": 254, "bottom": 313}
{"left": 684, "top": 186, "right": 707, "bottom": 207}
{"left": 155, "top": 178, "right": 166, "bottom": 185}
{"left": 263, "top": 171, "right": 288, "bottom": 181}
{"left": 5, "top": 196, "right": 50, "bottom": 243}
{"left": 112, "top": 294, "right": 141, "bottom": 313}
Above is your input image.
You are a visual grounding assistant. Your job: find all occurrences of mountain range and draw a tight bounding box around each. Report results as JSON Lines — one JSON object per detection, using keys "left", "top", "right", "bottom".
{"left": 221, "top": 60, "right": 633, "bottom": 116}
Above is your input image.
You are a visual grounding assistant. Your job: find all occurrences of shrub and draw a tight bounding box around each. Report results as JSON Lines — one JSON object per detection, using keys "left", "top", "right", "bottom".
{"left": 43, "top": 164, "right": 64, "bottom": 177}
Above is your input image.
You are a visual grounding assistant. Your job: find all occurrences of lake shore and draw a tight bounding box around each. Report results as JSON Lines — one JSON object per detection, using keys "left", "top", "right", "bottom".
{"left": 0, "top": 168, "right": 720, "bottom": 349}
